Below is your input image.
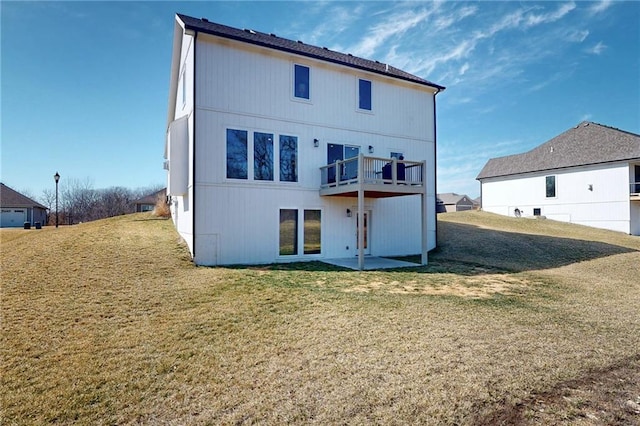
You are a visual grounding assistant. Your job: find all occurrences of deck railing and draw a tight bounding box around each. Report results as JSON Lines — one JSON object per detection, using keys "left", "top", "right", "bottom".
{"left": 320, "top": 155, "right": 424, "bottom": 189}
{"left": 631, "top": 182, "right": 640, "bottom": 195}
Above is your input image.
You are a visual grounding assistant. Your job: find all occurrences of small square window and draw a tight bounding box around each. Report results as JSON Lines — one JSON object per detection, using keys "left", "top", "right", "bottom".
{"left": 533, "top": 208, "right": 541, "bottom": 216}
{"left": 294, "top": 64, "right": 310, "bottom": 99}
{"left": 359, "top": 79, "right": 372, "bottom": 110}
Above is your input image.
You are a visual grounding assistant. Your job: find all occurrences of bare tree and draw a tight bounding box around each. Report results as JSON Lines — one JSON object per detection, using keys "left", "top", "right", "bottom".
{"left": 39, "top": 189, "right": 56, "bottom": 225}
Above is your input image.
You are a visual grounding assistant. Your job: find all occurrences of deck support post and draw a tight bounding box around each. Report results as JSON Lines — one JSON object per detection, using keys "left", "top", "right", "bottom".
{"left": 357, "top": 154, "right": 365, "bottom": 271}
{"left": 421, "top": 160, "right": 428, "bottom": 266}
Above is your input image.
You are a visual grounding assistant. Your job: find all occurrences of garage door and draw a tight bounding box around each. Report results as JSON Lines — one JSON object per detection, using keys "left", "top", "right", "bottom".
{"left": 1, "top": 209, "right": 26, "bottom": 227}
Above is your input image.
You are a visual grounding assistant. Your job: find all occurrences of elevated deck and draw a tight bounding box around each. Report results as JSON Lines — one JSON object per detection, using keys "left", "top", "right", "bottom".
{"left": 319, "top": 155, "right": 426, "bottom": 198}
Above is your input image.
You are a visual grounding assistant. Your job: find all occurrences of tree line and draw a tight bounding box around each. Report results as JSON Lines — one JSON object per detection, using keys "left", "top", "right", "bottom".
{"left": 38, "top": 178, "right": 165, "bottom": 225}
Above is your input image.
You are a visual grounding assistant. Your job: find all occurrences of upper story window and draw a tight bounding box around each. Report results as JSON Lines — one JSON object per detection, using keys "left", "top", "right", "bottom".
{"left": 358, "top": 79, "right": 372, "bottom": 111}
{"left": 279, "top": 135, "right": 298, "bottom": 182}
{"left": 545, "top": 175, "right": 556, "bottom": 198}
{"left": 254, "top": 132, "right": 274, "bottom": 181}
{"left": 226, "top": 128, "right": 297, "bottom": 183}
{"left": 181, "top": 67, "right": 186, "bottom": 107}
{"left": 294, "top": 64, "right": 310, "bottom": 100}
{"left": 226, "top": 129, "right": 248, "bottom": 179}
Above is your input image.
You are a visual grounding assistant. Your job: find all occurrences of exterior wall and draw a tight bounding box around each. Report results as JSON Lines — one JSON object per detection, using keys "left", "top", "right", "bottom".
{"left": 481, "top": 162, "right": 632, "bottom": 234}
{"left": 188, "top": 34, "right": 437, "bottom": 265}
{"left": 168, "top": 31, "right": 196, "bottom": 255}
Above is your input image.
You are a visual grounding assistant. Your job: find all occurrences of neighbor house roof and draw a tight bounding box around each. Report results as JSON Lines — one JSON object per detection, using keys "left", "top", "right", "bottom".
{"left": 176, "top": 13, "right": 445, "bottom": 92}
{"left": 437, "top": 193, "right": 473, "bottom": 205}
{"left": 133, "top": 188, "right": 166, "bottom": 206}
{"left": 0, "top": 183, "right": 47, "bottom": 209}
{"left": 477, "top": 121, "right": 640, "bottom": 180}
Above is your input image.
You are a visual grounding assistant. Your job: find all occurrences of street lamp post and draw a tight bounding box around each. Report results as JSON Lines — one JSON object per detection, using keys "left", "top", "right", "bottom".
{"left": 54, "top": 172, "right": 60, "bottom": 228}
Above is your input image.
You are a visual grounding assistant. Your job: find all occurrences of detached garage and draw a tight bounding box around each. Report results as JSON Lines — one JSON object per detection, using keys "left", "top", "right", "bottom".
{"left": 0, "top": 183, "right": 47, "bottom": 228}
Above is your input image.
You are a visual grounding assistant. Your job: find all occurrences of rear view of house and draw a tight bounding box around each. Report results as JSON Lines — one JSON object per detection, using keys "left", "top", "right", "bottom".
{"left": 164, "top": 14, "right": 445, "bottom": 268}
{"left": 0, "top": 183, "right": 47, "bottom": 228}
{"left": 477, "top": 122, "right": 640, "bottom": 235}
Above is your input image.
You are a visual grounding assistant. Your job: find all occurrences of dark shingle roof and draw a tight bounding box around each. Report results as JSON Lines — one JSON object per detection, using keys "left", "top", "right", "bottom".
{"left": 133, "top": 188, "right": 166, "bottom": 205}
{"left": 0, "top": 183, "right": 47, "bottom": 209}
{"left": 177, "top": 14, "right": 445, "bottom": 92}
{"left": 477, "top": 122, "right": 640, "bottom": 180}
{"left": 438, "top": 193, "right": 473, "bottom": 205}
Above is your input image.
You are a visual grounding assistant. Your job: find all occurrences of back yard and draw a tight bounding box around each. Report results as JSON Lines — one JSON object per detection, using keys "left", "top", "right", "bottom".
{"left": 1, "top": 211, "right": 639, "bottom": 424}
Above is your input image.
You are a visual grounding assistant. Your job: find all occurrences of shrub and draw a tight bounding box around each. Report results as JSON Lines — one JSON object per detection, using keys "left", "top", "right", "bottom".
{"left": 152, "top": 194, "right": 171, "bottom": 218}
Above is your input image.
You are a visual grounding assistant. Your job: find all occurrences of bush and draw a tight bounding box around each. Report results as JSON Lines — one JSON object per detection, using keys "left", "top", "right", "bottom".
{"left": 153, "top": 194, "right": 171, "bottom": 218}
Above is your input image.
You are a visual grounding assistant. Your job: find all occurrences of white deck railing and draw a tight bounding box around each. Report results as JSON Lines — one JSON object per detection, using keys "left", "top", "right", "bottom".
{"left": 320, "top": 155, "right": 424, "bottom": 189}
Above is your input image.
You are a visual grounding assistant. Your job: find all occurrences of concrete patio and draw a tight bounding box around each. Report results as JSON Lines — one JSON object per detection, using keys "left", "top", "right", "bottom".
{"left": 322, "top": 256, "right": 421, "bottom": 271}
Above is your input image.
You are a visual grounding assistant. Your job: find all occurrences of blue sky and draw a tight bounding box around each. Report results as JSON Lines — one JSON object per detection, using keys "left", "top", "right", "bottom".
{"left": 2, "top": 1, "right": 639, "bottom": 200}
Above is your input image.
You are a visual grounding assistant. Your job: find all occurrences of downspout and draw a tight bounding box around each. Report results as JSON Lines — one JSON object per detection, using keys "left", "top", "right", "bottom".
{"left": 192, "top": 31, "right": 198, "bottom": 261}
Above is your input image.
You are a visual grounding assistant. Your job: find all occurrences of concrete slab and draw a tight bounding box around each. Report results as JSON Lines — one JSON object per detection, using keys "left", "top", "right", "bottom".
{"left": 322, "top": 256, "right": 421, "bottom": 271}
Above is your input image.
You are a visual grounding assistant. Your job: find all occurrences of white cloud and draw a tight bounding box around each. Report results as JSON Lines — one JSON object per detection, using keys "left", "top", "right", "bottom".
{"left": 525, "top": 2, "right": 576, "bottom": 27}
{"left": 458, "top": 62, "right": 470, "bottom": 76}
{"left": 566, "top": 29, "right": 589, "bottom": 43}
{"left": 589, "top": 0, "right": 613, "bottom": 15}
{"left": 349, "top": 8, "right": 432, "bottom": 58}
{"left": 587, "top": 41, "right": 607, "bottom": 55}
{"left": 434, "top": 5, "right": 478, "bottom": 31}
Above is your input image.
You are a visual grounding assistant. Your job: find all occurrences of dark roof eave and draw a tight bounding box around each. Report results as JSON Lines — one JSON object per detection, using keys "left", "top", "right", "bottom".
{"left": 181, "top": 19, "right": 445, "bottom": 93}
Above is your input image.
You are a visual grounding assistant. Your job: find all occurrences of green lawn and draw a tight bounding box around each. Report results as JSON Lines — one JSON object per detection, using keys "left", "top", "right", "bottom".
{"left": 1, "top": 211, "right": 639, "bottom": 424}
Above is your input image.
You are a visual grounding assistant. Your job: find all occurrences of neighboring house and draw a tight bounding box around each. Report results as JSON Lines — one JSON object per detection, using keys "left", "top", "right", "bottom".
{"left": 165, "top": 14, "right": 445, "bottom": 268}
{"left": 0, "top": 183, "right": 47, "bottom": 228}
{"left": 437, "top": 193, "right": 475, "bottom": 212}
{"left": 133, "top": 188, "right": 166, "bottom": 212}
{"left": 472, "top": 196, "right": 481, "bottom": 210}
{"left": 477, "top": 121, "right": 640, "bottom": 235}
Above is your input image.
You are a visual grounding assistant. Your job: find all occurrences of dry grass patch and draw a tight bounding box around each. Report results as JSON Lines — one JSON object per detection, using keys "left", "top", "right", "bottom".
{"left": 2, "top": 211, "right": 639, "bottom": 424}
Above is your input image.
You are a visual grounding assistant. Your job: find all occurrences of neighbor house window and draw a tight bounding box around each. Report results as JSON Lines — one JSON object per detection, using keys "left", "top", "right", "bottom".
{"left": 358, "top": 79, "right": 372, "bottom": 111}
{"left": 279, "top": 209, "right": 298, "bottom": 255}
{"left": 546, "top": 175, "right": 556, "bottom": 198}
{"left": 304, "top": 210, "right": 321, "bottom": 254}
{"left": 226, "top": 129, "right": 248, "bottom": 179}
{"left": 254, "top": 132, "right": 274, "bottom": 181}
{"left": 294, "top": 64, "right": 310, "bottom": 99}
{"left": 279, "top": 135, "right": 298, "bottom": 182}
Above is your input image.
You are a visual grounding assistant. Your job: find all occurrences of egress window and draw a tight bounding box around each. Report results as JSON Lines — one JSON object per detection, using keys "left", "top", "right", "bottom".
{"left": 358, "top": 79, "right": 372, "bottom": 111}
{"left": 294, "top": 64, "right": 310, "bottom": 100}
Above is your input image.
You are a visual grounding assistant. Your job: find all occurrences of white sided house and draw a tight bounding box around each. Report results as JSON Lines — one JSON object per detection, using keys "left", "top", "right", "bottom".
{"left": 164, "top": 14, "right": 445, "bottom": 268}
{"left": 477, "top": 122, "right": 640, "bottom": 235}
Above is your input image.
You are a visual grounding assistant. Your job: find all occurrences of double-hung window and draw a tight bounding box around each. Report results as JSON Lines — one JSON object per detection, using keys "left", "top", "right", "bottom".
{"left": 358, "top": 79, "right": 372, "bottom": 111}
{"left": 294, "top": 64, "right": 310, "bottom": 100}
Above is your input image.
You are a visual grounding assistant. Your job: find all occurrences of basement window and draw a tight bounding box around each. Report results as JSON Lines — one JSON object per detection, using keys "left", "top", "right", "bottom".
{"left": 279, "top": 209, "right": 298, "bottom": 256}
